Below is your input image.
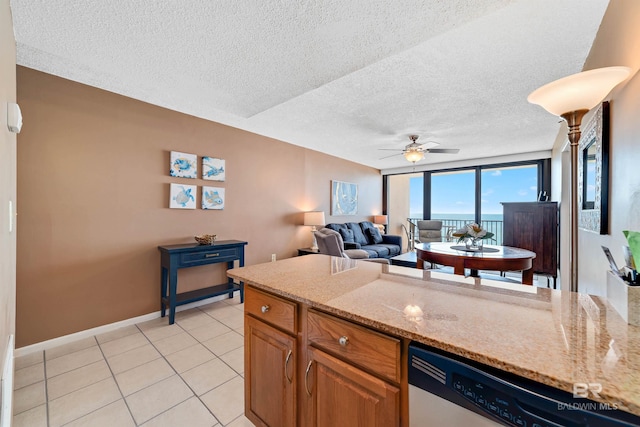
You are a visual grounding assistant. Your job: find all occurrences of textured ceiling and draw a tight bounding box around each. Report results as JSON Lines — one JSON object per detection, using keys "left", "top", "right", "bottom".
{"left": 10, "top": 0, "right": 610, "bottom": 172}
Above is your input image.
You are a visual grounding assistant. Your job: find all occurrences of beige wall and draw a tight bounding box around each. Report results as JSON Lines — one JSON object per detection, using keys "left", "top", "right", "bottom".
{"left": 0, "top": 0, "right": 17, "bottom": 368}
{"left": 16, "top": 67, "right": 381, "bottom": 347}
{"left": 387, "top": 174, "right": 414, "bottom": 250}
{"left": 552, "top": 0, "right": 640, "bottom": 294}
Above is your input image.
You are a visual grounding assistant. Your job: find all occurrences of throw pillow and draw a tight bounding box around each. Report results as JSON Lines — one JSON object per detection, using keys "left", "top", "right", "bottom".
{"left": 339, "top": 228, "right": 355, "bottom": 243}
{"left": 367, "top": 227, "right": 383, "bottom": 244}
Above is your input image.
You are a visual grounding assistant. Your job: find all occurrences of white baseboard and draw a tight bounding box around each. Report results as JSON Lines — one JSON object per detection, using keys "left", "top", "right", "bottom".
{"left": 14, "top": 294, "right": 231, "bottom": 358}
{"left": 1, "top": 334, "right": 14, "bottom": 427}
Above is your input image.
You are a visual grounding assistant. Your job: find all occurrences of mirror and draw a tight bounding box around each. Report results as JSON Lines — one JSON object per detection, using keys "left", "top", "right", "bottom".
{"left": 578, "top": 102, "right": 609, "bottom": 234}
{"left": 582, "top": 140, "right": 596, "bottom": 210}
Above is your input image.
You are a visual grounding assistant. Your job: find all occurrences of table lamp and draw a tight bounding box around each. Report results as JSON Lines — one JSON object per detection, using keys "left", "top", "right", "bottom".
{"left": 374, "top": 215, "right": 388, "bottom": 233}
{"left": 304, "top": 211, "right": 326, "bottom": 251}
{"left": 528, "top": 66, "right": 630, "bottom": 291}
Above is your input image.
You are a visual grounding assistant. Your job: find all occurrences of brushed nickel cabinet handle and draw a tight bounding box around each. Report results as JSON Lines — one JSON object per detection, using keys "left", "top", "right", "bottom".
{"left": 285, "top": 350, "right": 293, "bottom": 383}
{"left": 205, "top": 253, "right": 220, "bottom": 258}
{"left": 338, "top": 336, "right": 349, "bottom": 347}
{"left": 305, "top": 360, "right": 313, "bottom": 396}
{"left": 261, "top": 305, "right": 270, "bottom": 313}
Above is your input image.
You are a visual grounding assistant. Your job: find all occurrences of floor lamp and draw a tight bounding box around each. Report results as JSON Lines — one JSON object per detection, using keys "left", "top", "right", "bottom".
{"left": 528, "top": 66, "right": 630, "bottom": 292}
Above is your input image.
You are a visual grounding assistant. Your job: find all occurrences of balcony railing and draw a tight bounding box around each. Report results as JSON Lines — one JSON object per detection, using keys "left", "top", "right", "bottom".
{"left": 407, "top": 217, "right": 504, "bottom": 247}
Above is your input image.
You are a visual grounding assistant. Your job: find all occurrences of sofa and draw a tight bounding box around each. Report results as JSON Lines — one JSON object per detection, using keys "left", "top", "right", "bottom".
{"left": 324, "top": 221, "right": 402, "bottom": 259}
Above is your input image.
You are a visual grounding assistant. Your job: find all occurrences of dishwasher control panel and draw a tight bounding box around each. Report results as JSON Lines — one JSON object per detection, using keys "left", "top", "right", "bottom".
{"left": 409, "top": 342, "right": 640, "bottom": 427}
{"left": 452, "top": 372, "right": 553, "bottom": 427}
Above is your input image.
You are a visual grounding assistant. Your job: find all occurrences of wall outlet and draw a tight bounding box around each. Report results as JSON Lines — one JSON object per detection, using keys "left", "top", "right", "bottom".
{"left": 271, "top": 253, "right": 276, "bottom": 262}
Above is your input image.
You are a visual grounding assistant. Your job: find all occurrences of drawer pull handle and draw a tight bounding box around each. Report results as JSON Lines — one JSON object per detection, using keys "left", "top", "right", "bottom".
{"left": 205, "top": 253, "right": 220, "bottom": 258}
{"left": 305, "top": 360, "right": 313, "bottom": 396}
{"left": 261, "top": 305, "right": 270, "bottom": 313}
{"left": 285, "top": 350, "right": 293, "bottom": 383}
{"left": 338, "top": 336, "right": 349, "bottom": 347}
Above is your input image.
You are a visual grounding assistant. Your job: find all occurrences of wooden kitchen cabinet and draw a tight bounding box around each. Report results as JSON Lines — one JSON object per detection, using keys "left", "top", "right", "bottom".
{"left": 244, "top": 286, "right": 405, "bottom": 427}
{"left": 306, "top": 347, "right": 400, "bottom": 427}
{"left": 244, "top": 288, "right": 298, "bottom": 427}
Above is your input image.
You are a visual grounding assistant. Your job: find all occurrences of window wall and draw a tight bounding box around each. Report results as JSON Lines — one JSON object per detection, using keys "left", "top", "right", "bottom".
{"left": 431, "top": 170, "right": 476, "bottom": 222}
{"left": 385, "top": 160, "right": 549, "bottom": 246}
{"left": 480, "top": 164, "right": 539, "bottom": 244}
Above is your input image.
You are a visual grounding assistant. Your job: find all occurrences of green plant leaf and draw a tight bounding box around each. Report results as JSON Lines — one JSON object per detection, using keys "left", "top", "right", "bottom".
{"left": 623, "top": 230, "right": 640, "bottom": 269}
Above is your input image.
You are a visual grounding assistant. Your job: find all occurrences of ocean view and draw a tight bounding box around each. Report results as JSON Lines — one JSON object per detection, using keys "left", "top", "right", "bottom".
{"left": 409, "top": 212, "right": 504, "bottom": 221}
{"left": 408, "top": 213, "right": 505, "bottom": 244}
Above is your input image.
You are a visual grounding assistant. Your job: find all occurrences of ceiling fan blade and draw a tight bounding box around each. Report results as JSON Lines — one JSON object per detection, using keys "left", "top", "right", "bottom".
{"left": 378, "top": 148, "right": 404, "bottom": 151}
{"left": 416, "top": 141, "right": 440, "bottom": 149}
{"left": 426, "top": 148, "right": 460, "bottom": 154}
{"left": 379, "top": 153, "right": 403, "bottom": 160}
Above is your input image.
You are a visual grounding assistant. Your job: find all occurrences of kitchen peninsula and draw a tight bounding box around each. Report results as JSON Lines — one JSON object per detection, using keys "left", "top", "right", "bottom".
{"left": 228, "top": 255, "right": 640, "bottom": 426}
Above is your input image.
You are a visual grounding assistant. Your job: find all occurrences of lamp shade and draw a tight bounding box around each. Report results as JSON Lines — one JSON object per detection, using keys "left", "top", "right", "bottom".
{"left": 527, "top": 66, "right": 630, "bottom": 115}
{"left": 404, "top": 150, "right": 424, "bottom": 163}
{"left": 373, "top": 215, "right": 388, "bottom": 225}
{"left": 303, "top": 211, "right": 325, "bottom": 226}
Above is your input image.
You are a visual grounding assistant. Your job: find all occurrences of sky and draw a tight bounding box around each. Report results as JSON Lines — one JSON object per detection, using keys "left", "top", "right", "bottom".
{"left": 410, "top": 165, "right": 539, "bottom": 217}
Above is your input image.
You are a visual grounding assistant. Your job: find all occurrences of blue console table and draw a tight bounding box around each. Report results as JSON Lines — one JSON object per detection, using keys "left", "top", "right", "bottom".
{"left": 158, "top": 240, "right": 248, "bottom": 324}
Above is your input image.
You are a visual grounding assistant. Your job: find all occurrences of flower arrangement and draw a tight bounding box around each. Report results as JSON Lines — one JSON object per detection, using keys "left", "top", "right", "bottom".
{"left": 452, "top": 223, "right": 495, "bottom": 244}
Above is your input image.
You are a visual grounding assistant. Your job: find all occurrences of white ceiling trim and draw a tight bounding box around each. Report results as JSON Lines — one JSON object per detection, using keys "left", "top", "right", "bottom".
{"left": 381, "top": 150, "right": 552, "bottom": 175}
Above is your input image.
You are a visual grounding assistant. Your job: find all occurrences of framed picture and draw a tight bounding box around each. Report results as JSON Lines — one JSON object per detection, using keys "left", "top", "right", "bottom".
{"left": 331, "top": 180, "right": 358, "bottom": 215}
{"left": 170, "top": 151, "right": 197, "bottom": 178}
{"left": 202, "top": 157, "right": 225, "bottom": 181}
{"left": 202, "top": 186, "right": 225, "bottom": 210}
{"left": 578, "top": 101, "right": 609, "bottom": 234}
{"left": 169, "top": 183, "right": 196, "bottom": 209}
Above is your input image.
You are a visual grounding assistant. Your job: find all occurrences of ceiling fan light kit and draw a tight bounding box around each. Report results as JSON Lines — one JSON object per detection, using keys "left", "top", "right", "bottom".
{"left": 404, "top": 149, "right": 425, "bottom": 163}
{"left": 380, "top": 134, "right": 460, "bottom": 163}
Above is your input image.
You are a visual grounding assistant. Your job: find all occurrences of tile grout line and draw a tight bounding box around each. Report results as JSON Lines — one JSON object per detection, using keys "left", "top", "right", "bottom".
{"left": 174, "top": 304, "right": 244, "bottom": 427}
{"left": 94, "top": 332, "right": 138, "bottom": 427}
{"left": 49, "top": 336, "right": 121, "bottom": 427}
{"left": 135, "top": 318, "right": 223, "bottom": 426}
{"left": 30, "top": 299, "right": 246, "bottom": 427}
{"left": 146, "top": 314, "right": 224, "bottom": 426}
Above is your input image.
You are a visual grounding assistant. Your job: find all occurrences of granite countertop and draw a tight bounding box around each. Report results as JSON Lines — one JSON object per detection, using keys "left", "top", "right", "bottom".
{"left": 228, "top": 255, "right": 640, "bottom": 416}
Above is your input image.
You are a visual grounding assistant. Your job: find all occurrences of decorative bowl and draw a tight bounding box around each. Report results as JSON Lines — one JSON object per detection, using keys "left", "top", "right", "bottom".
{"left": 195, "top": 234, "right": 217, "bottom": 245}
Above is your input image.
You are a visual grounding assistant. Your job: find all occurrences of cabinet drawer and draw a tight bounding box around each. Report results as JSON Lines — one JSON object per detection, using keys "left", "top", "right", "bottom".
{"left": 307, "top": 310, "right": 400, "bottom": 383}
{"left": 245, "top": 287, "right": 297, "bottom": 334}
{"left": 179, "top": 247, "right": 238, "bottom": 265}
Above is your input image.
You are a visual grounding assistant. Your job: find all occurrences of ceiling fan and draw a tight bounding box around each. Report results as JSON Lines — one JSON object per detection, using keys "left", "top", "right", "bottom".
{"left": 379, "top": 135, "right": 460, "bottom": 163}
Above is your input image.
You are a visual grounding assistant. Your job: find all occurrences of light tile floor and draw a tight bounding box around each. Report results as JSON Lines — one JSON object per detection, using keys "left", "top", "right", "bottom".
{"left": 13, "top": 297, "right": 255, "bottom": 427}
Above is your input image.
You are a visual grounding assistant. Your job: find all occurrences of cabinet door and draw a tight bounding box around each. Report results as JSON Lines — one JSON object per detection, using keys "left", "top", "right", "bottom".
{"left": 245, "top": 315, "right": 296, "bottom": 427}
{"left": 306, "top": 347, "right": 399, "bottom": 427}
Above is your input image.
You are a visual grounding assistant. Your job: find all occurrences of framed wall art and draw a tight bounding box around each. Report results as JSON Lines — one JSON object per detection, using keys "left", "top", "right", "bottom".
{"left": 202, "top": 186, "right": 225, "bottom": 210}
{"left": 170, "top": 151, "right": 197, "bottom": 178}
{"left": 578, "top": 101, "right": 609, "bottom": 234}
{"left": 169, "top": 183, "right": 196, "bottom": 209}
{"left": 202, "top": 157, "right": 225, "bottom": 181}
{"left": 331, "top": 180, "right": 358, "bottom": 215}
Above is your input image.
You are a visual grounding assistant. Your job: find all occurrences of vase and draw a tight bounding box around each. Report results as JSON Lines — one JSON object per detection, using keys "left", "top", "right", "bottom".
{"left": 465, "top": 237, "right": 483, "bottom": 251}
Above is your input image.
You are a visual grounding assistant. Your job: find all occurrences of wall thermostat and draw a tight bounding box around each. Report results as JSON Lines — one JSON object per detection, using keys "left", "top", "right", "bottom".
{"left": 7, "top": 102, "right": 22, "bottom": 133}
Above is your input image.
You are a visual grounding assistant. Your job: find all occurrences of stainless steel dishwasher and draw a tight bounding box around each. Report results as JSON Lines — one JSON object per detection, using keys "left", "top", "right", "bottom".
{"left": 409, "top": 342, "right": 640, "bottom": 426}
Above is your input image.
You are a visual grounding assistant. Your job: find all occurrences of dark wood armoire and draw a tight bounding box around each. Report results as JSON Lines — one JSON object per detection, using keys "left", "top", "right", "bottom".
{"left": 501, "top": 202, "right": 558, "bottom": 285}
